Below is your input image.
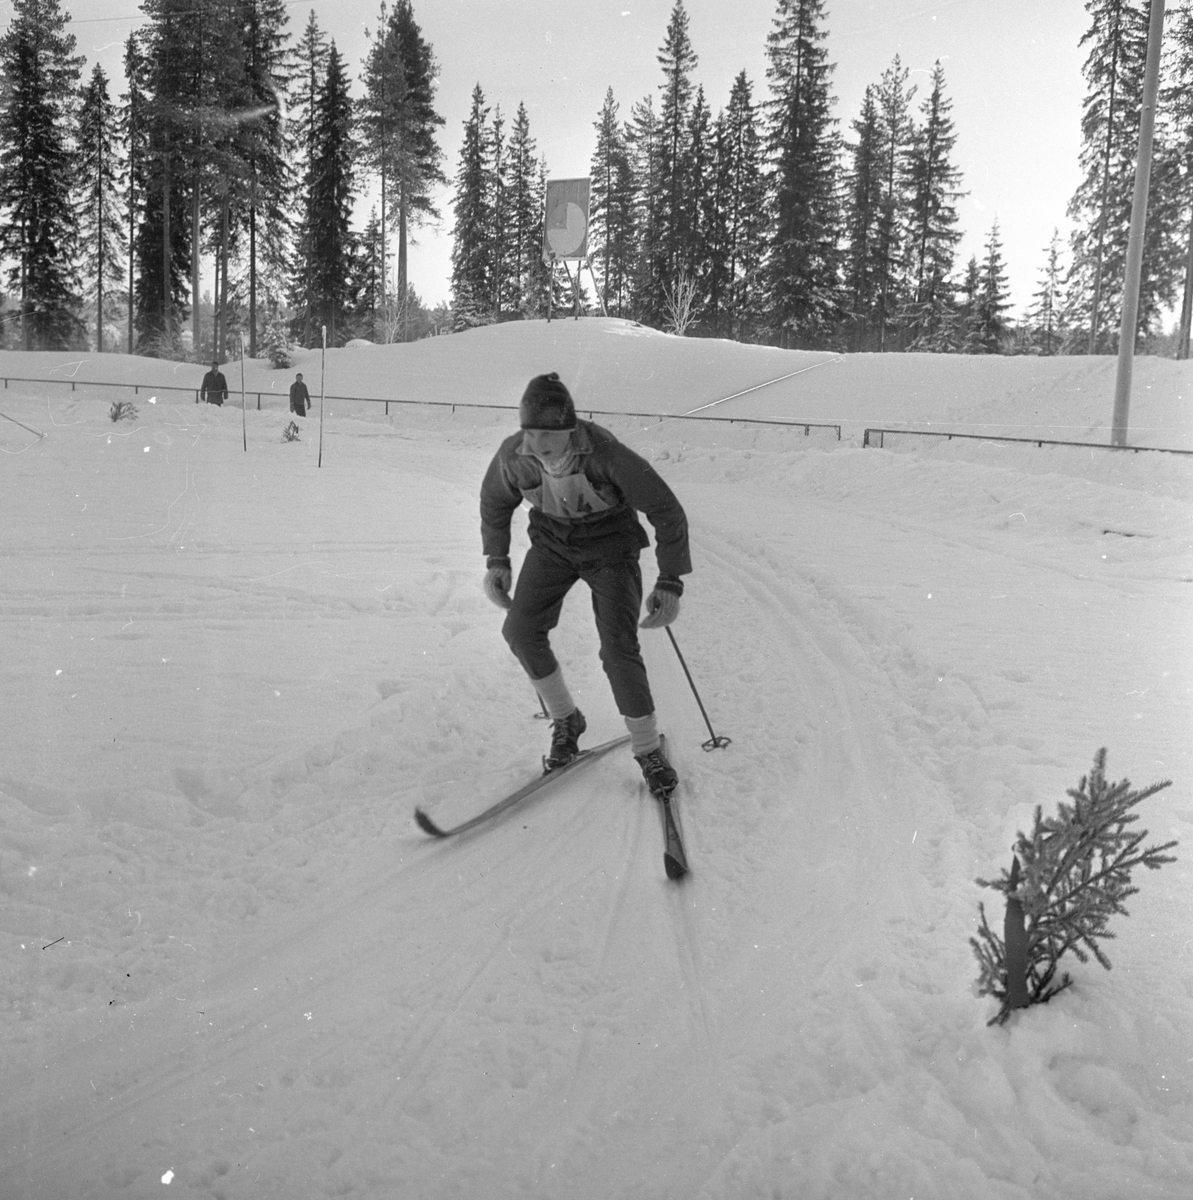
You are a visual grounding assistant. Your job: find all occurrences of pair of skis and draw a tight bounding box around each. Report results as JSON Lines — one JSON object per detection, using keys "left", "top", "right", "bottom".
{"left": 413, "top": 735, "right": 688, "bottom": 880}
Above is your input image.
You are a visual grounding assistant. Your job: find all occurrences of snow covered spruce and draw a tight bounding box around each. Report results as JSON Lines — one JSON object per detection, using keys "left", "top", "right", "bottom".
{"left": 971, "top": 749, "right": 1178, "bottom": 1025}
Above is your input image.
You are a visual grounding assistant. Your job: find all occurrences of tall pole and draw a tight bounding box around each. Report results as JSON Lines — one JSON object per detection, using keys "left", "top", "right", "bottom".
{"left": 1111, "top": 0, "right": 1166, "bottom": 447}
{"left": 240, "top": 334, "right": 247, "bottom": 453}
{"left": 318, "top": 324, "right": 326, "bottom": 468}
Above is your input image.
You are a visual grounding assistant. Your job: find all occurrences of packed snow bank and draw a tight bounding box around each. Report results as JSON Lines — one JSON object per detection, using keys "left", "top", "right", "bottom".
{"left": 2, "top": 323, "right": 1192, "bottom": 1199}
{"left": 2, "top": 317, "right": 1190, "bottom": 448}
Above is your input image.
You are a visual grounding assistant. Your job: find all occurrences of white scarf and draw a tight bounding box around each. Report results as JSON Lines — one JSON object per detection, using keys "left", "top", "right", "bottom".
{"left": 535, "top": 446, "right": 581, "bottom": 477}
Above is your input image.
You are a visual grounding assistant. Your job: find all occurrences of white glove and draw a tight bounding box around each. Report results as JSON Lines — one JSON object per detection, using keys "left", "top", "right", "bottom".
{"left": 639, "top": 586, "right": 680, "bottom": 629}
{"left": 483, "top": 565, "right": 512, "bottom": 610}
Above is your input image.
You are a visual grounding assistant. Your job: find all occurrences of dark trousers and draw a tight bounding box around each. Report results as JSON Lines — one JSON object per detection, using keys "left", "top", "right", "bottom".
{"left": 502, "top": 545, "right": 653, "bottom": 719}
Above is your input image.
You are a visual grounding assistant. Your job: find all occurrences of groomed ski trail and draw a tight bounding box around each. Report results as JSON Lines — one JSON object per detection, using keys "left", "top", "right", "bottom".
{"left": 9, "top": 494, "right": 1037, "bottom": 1200}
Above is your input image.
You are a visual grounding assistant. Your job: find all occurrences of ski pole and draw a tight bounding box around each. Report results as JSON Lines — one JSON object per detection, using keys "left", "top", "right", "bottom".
{"left": 665, "top": 626, "right": 731, "bottom": 751}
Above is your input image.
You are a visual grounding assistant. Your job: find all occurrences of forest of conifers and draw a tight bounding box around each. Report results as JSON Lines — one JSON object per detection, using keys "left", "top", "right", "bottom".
{"left": 0, "top": 0, "right": 1190, "bottom": 359}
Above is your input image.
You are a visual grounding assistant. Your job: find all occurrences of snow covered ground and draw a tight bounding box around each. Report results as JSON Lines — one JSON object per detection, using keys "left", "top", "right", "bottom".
{"left": 2, "top": 320, "right": 1192, "bottom": 1199}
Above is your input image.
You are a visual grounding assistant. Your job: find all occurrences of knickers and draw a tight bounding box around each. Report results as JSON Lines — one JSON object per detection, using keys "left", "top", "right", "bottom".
{"left": 502, "top": 544, "right": 653, "bottom": 719}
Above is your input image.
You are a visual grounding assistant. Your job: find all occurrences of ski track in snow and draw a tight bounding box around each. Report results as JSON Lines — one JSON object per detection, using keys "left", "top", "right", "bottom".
{"left": 2, "top": 331, "right": 1192, "bottom": 1198}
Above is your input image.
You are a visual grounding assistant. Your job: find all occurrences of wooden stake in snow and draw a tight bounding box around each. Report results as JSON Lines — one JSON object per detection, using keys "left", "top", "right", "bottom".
{"left": 1002, "top": 856, "right": 1030, "bottom": 1013}
{"left": 240, "top": 336, "right": 247, "bottom": 453}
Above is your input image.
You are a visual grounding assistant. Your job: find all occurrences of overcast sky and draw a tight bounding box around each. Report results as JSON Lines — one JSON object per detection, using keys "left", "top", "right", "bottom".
{"left": 57, "top": 0, "right": 1093, "bottom": 318}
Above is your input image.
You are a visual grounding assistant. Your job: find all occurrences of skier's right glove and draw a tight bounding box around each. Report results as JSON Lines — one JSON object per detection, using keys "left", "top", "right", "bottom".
{"left": 483, "top": 556, "right": 512, "bottom": 610}
{"left": 639, "top": 575, "right": 682, "bottom": 629}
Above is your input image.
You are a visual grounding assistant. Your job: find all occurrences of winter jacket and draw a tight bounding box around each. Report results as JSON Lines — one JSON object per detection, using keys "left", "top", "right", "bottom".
{"left": 289, "top": 381, "right": 311, "bottom": 414}
{"left": 480, "top": 420, "right": 691, "bottom": 580}
{"left": 200, "top": 370, "right": 229, "bottom": 404}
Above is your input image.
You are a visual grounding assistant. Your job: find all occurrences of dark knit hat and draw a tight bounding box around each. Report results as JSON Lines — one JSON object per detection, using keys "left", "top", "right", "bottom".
{"left": 519, "top": 372, "right": 576, "bottom": 430}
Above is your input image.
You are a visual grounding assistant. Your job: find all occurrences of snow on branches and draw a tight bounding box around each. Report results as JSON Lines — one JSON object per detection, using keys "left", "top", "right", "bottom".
{"left": 971, "top": 749, "right": 1177, "bottom": 1026}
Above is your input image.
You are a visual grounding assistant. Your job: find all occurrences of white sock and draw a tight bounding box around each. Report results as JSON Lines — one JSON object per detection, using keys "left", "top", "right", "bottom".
{"left": 625, "top": 712, "right": 660, "bottom": 757}
{"left": 533, "top": 667, "right": 575, "bottom": 720}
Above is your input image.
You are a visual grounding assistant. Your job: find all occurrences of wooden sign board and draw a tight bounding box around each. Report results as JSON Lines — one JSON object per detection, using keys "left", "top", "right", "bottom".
{"left": 543, "top": 178, "right": 590, "bottom": 261}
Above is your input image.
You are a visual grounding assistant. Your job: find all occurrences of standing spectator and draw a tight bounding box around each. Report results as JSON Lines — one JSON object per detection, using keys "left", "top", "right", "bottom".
{"left": 289, "top": 372, "right": 311, "bottom": 417}
{"left": 200, "top": 360, "right": 228, "bottom": 406}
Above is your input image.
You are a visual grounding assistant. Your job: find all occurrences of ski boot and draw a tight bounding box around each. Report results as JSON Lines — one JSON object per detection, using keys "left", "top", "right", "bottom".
{"left": 543, "top": 709, "right": 586, "bottom": 773}
{"left": 636, "top": 745, "right": 678, "bottom": 796}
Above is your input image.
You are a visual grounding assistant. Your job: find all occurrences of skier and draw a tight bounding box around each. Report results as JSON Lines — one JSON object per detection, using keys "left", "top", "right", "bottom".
{"left": 200, "top": 360, "right": 228, "bottom": 406}
{"left": 480, "top": 372, "right": 691, "bottom": 793}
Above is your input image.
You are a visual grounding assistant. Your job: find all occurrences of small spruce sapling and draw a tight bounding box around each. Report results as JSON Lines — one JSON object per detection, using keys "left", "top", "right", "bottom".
{"left": 263, "top": 313, "right": 293, "bottom": 369}
{"left": 282, "top": 420, "right": 300, "bottom": 442}
{"left": 109, "top": 400, "right": 138, "bottom": 422}
{"left": 971, "top": 749, "right": 1176, "bottom": 1025}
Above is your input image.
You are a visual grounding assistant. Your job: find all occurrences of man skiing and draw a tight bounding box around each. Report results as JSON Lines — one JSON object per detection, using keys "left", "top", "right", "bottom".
{"left": 480, "top": 372, "right": 690, "bottom": 793}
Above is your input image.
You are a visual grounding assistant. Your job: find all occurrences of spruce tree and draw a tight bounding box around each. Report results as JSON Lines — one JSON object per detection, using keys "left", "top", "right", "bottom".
{"left": 716, "top": 70, "right": 767, "bottom": 341}
{"left": 360, "top": 1, "right": 402, "bottom": 323}
{"left": 390, "top": 1, "right": 444, "bottom": 334}
{"left": 1068, "top": 0, "right": 1168, "bottom": 353}
{"left": 488, "top": 104, "right": 508, "bottom": 319}
{"left": 1162, "top": 0, "right": 1193, "bottom": 358}
{"left": 450, "top": 84, "right": 494, "bottom": 327}
{"left": 136, "top": 0, "right": 197, "bottom": 354}
{"left": 626, "top": 94, "right": 661, "bottom": 320}
{"left": 703, "top": 109, "right": 732, "bottom": 338}
{"left": 902, "top": 62, "right": 964, "bottom": 352}
{"left": 682, "top": 84, "right": 714, "bottom": 326}
{"left": 645, "top": 0, "right": 698, "bottom": 326}
{"left": 190, "top": 0, "right": 251, "bottom": 363}
{"left": 840, "top": 84, "right": 885, "bottom": 351}
{"left": 347, "top": 208, "right": 382, "bottom": 338}
{"left": 589, "top": 88, "right": 637, "bottom": 317}
{"left": 0, "top": 0, "right": 85, "bottom": 350}
{"left": 289, "top": 11, "right": 329, "bottom": 346}
{"left": 973, "top": 221, "right": 1011, "bottom": 353}
{"left": 872, "top": 56, "right": 915, "bottom": 352}
{"left": 505, "top": 102, "right": 547, "bottom": 317}
{"left": 238, "top": 0, "right": 293, "bottom": 357}
{"left": 298, "top": 43, "right": 356, "bottom": 345}
{"left": 77, "top": 64, "right": 126, "bottom": 353}
{"left": 120, "top": 33, "right": 150, "bottom": 354}
{"left": 1025, "top": 229, "right": 1068, "bottom": 355}
{"left": 763, "top": 0, "right": 841, "bottom": 348}
{"left": 359, "top": 1, "right": 444, "bottom": 340}
{"left": 956, "top": 255, "right": 984, "bottom": 354}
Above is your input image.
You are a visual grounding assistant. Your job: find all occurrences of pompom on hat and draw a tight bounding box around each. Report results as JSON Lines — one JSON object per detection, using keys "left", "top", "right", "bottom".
{"left": 519, "top": 372, "right": 577, "bottom": 430}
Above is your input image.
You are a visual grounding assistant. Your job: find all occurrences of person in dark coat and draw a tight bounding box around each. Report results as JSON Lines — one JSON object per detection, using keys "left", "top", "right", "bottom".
{"left": 289, "top": 373, "right": 311, "bottom": 416}
{"left": 200, "top": 361, "right": 228, "bottom": 406}
{"left": 480, "top": 372, "right": 691, "bottom": 792}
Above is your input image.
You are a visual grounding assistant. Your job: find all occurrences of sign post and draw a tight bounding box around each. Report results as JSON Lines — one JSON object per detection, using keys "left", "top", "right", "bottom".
{"left": 543, "top": 178, "right": 607, "bottom": 320}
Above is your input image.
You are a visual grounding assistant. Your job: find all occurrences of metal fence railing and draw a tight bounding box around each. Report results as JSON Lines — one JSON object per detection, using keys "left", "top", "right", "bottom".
{"left": 2, "top": 375, "right": 200, "bottom": 400}
{"left": 0, "top": 374, "right": 842, "bottom": 436}
{"left": 863, "top": 426, "right": 1193, "bottom": 457}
